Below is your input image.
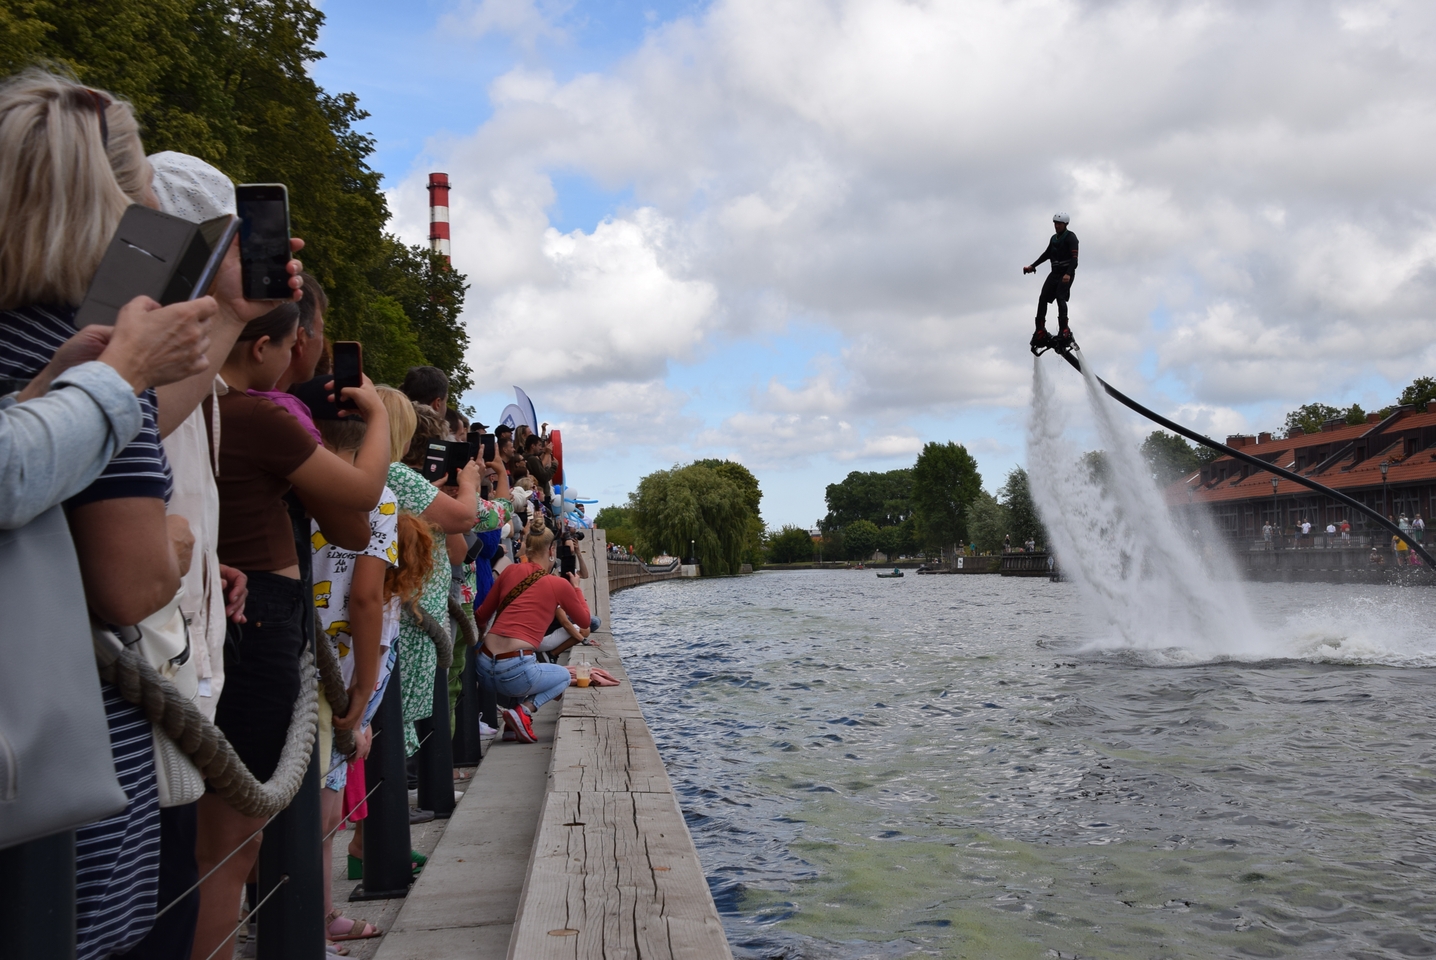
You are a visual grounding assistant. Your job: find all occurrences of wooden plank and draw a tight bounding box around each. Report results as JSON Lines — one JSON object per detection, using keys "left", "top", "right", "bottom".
{"left": 548, "top": 716, "right": 673, "bottom": 794}
{"left": 508, "top": 790, "right": 730, "bottom": 960}
{"left": 506, "top": 534, "right": 733, "bottom": 960}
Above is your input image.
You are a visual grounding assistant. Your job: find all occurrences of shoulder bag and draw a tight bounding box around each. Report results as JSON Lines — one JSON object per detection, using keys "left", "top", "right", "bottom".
{"left": 0, "top": 506, "right": 127, "bottom": 848}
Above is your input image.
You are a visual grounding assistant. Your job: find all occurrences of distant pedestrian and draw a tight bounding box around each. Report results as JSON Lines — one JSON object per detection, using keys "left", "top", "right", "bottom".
{"left": 1262, "top": 522, "right": 1273, "bottom": 550}
{"left": 1340, "top": 519, "right": 1351, "bottom": 543}
{"left": 1394, "top": 534, "right": 1410, "bottom": 564}
{"left": 1326, "top": 522, "right": 1336, "bottom": 546}
{"left": 1003, "top": 534, "right": 1012, "bottom": 553}
{"left": 1300, "top": 519, "right": 1311, "bottom": 547}
{"left": 1399, "top": 514, "right": 1412, "bottom": 538}
{"left": 1415, "top": 515, "right": 1425, "bottom": 544}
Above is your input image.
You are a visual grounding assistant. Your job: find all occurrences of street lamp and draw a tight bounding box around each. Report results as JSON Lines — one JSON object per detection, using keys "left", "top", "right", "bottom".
{"left": 1381, "top": 460, "right": 1389, "bottom": 524}
{"left": 690, "top": 539, "right": 696, "bottom": 565}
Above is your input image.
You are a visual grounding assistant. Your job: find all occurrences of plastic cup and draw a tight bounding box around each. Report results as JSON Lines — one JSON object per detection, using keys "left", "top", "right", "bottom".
{"left": 575, "top": 660, "right": 591, "bottom": 688}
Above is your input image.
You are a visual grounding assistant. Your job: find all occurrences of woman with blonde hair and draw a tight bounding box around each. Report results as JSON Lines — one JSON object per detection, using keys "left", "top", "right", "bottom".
{"left": 472, "top": 519, "right": 590, "bottom": 743}
{"left": 0, "top": 69, "right": 304, "bottom": 960}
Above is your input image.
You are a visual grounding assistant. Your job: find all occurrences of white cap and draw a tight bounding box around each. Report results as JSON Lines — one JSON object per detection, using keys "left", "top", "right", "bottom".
{"left": 149, "top": 151, "right": 236, "bottom": 222}
{"left": 1053, "top": 212, "right": 1070, "bottom": 224}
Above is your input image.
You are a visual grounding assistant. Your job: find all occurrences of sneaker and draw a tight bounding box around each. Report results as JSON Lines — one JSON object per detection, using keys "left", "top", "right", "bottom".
{"left": 1029, "top": 328, "right": 1051, "bottom": 355}
{"left": 478, "top": 721, "right": 499, "bottom": 739}
{"left": 503, "top": 706, "right": 537, "bottom": 743}
{"left": 1054, "top": 327, "right": 1075, "bottom": 352}
{"left": 409, "top": 807, "right": 435, "bottom": 824}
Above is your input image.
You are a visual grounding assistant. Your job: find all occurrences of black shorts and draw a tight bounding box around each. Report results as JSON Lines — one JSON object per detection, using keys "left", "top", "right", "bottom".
{"left": 1040, "top": 270, "right": 1073, "bottom": 303}
{"left": 213, "top": 571, "right": 307, "bottom": 783}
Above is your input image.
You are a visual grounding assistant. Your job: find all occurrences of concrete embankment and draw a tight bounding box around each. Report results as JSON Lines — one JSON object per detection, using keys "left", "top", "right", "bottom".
{"left": 373, "top": 531, "right": 731, "bottom": 960}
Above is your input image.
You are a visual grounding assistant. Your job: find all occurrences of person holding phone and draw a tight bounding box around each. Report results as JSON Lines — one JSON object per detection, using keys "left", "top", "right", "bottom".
{"left": 191, "top": 304, "right": 390, "bottom": 960}
{"left": 386, "top": 398, "right": 480, "bottom": 757}
{"left": 473, "top": 519, "right": 591, "bottom": 743}
{"left": 0, "top": 71, "right": 310, "bottom": 960}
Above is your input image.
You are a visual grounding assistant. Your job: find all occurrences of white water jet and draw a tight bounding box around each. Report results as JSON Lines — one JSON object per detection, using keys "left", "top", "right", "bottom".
{"left": 1026, "top": 354, "right": 1270, "bottom": 657}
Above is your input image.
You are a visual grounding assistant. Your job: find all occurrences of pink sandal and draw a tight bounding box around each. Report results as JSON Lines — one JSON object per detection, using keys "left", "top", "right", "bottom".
{"left": 326, "top": 911, "right": 382, "bottom": 941}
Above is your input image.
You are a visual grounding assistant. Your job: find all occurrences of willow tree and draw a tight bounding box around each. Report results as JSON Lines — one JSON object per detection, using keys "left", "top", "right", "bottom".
{"left": 627, "top": 462, "right": 762, "bottom": 576}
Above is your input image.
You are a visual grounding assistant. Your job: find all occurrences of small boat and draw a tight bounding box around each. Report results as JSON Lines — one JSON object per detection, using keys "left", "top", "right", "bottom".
{"left": 876, "top": 569, "right": 904, "bottom": 578}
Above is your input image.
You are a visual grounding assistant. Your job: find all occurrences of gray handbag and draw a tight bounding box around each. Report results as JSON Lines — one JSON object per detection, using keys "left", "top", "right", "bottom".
{"left": 0, "top": 505, "right": 127, "bottom": 849}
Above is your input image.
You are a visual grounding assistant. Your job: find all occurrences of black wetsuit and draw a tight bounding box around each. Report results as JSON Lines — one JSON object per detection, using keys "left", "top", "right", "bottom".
{"left": 1030, "top": 229, "right": 1078, "bottom": 329}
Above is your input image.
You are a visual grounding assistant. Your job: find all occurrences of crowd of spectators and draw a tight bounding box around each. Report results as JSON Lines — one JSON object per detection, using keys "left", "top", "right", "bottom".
{"left": 0, "top": 70, "right": 603, "bottom": 960}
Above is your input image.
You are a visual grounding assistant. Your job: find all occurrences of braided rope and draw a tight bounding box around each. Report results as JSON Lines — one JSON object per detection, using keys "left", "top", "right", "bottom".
{"left": 417, "top": 606, "right": 453, "bottom": 671}
{"left": 312, "top": 616, "right": 356, "bottom": 760}
{"left": 448, "top": 595, "right": 478, "bottom": 648}
{"left": 100, "top": 646, "right": 318, "bottom": 819}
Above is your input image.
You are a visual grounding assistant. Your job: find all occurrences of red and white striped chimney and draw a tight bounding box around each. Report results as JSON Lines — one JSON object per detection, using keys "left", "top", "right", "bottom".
{"left": 427, "top": 172, "right": 451, "bottom": 263}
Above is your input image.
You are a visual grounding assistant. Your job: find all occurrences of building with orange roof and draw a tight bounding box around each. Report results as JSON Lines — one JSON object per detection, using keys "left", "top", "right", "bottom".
{"left": 1163, "top": 402, "right": 1436, "bottom": 542}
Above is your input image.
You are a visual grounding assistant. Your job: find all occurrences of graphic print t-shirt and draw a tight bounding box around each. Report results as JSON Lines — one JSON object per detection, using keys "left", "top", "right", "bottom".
{"left": 313, "top": 486, "right": 399, "bottom": 687}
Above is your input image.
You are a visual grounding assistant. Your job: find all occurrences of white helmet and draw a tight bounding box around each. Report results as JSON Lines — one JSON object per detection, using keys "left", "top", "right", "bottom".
{"left": 1053, "top": 212, "right": 1070, "bottom": 224}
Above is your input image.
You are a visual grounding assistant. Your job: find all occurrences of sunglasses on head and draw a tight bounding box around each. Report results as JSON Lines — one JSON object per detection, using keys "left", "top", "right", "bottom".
{"left": 80, "top": 88, "right": 110, "bottom": 149}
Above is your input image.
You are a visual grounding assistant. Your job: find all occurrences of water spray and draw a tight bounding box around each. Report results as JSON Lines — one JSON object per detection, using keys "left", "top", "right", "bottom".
{"left": 1043, "top": 345, "right": 1436, "bottom": 569}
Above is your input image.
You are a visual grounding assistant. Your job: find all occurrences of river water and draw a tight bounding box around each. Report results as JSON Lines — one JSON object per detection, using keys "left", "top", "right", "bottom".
{"left": 614, "top": 571, "right": 1436, "bottom": 959}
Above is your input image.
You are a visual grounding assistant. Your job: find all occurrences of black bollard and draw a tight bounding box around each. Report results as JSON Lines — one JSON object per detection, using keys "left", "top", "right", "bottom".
{"left": 0, "top": 830, "right": 75, "bottom": 959}
{"left": 351, "top": 671, "right": 411, "bottom": 901}
{"left": 452, "top": 640, "right": 484, "bottom": 765}
{"left": 256, "top": 738, "right": 324, "bottom": 960}
{"left": 416, "top": 664, "right": 456, "bottom": 818}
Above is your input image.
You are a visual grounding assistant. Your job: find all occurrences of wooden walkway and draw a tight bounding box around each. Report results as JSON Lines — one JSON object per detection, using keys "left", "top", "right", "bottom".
{"left": 371, "top": 533, "right": 731, "bottom": 960}
{"left": 507, "top": 531, "right": 732, "bottom": 959}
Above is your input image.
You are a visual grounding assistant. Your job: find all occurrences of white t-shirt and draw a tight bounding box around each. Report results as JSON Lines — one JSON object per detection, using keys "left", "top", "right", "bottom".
{"left": 312, "top": 486, "right": 400, "bottom": 689}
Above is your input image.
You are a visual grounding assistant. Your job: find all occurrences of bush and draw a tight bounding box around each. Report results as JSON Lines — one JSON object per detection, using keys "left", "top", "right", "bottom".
{"left": 766, "top": 526, "right": 814, "bottom": 564}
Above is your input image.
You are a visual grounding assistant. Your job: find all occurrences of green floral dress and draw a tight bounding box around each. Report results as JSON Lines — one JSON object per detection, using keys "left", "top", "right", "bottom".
{"left": 386, "top": 462, "right": 449, "bottom": 756}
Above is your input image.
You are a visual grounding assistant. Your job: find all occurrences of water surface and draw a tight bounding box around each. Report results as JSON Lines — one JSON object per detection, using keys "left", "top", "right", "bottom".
{"left": 615, "top": 571, "right": 1436, "bottom": 959}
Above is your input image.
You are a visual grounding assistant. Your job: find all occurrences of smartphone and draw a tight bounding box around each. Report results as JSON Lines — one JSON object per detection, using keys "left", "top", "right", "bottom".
{"left": 478, "top": 432, "right": 496, "bottom": 463}
{"left": 331, "top": 341, "right": 362, "bottom": 410}
{"left": 74, "top": 207, "right": 238, "bottom": 326}
{"left": 438, "top": 441, "right": 471, "bottom": 486}
{"left": 421, "top": 441, "right": 449, "bottom": 484}
{"left": 235, "top": 184, "right": 291, "bottom": 300}
{"left": 558, "top": 540, "right": 577, "bottom": 576}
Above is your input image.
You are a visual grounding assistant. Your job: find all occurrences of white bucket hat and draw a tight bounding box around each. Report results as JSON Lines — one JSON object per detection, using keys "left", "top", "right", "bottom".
{"left": 148, "top": 151, "right": 236, "bottom": 222}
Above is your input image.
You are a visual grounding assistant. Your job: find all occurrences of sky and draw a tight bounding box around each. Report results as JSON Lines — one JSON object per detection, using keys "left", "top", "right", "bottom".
{"left": 311, "top": 0, "right": 1436, "bottom": 528}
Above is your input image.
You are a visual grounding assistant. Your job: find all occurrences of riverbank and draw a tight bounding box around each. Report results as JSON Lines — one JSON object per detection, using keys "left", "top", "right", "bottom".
{"left": 371, "top": 531, "right": 731, "bottom": 960}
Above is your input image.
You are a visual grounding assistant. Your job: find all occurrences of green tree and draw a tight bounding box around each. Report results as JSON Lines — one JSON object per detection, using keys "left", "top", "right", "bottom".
{"left": 1398, "top": 377, "right": 1436, "bottom": 410}
{"left": 3, "top": 0, "right": 472, "bottom": 395}
{"left": 594, "top": 506, "right": 636, "bottom": 551}
{"left": 822, "top": 469, "right": 912, "bottom": 532}
{"left": 1283, "top": 403, "right": 1346, "bottom": 435}
{"left": 695, "top": 460, "right": 764, "bottom": 565}
{"left": 965, "top": 492, "right": 1008, "bottom": 553}
{"left": 1345, "top": 402, "right": 1368, "bottom": 425}
{"left": 999, "top": 467, "right": 1044, "bottom": 547}
{"left": 627, "top": 462, "right": 761, "bottom": 576}
{"left": 843, "top": 519, "right": 881, "bottom": 560}
{"left": 1140, "top": 430, "right": 1201, "bottom": 486}
{"left": 909, "top": 441, "right": 982, "bottom": 554}
{"left": 765, "top": 525, "right": 814, "bottom": 564}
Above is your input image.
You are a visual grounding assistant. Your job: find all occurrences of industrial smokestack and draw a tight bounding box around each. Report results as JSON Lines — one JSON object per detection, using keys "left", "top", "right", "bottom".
{"left": 427, "top": 172, "right": 451, "bottom": 263}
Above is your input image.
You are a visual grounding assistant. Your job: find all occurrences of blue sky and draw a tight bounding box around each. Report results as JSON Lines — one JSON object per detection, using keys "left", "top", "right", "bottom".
{"left": 310, "top": 0, "right": 1436, "bottom": 527}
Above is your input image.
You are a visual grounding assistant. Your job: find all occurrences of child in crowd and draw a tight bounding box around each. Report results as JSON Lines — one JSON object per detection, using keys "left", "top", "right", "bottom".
{"left": 293, "top": 376, "right": 394, "bottom": 944}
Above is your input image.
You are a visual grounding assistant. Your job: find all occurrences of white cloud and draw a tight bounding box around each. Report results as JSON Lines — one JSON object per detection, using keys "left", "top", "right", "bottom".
{"left": 402, "top": 0, "right": 1436, "bottom": 478}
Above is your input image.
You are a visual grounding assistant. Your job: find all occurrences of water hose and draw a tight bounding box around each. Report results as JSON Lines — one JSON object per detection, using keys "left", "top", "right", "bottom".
{"left": 1056, "top": 346, "right": 1436, "bottom": 568}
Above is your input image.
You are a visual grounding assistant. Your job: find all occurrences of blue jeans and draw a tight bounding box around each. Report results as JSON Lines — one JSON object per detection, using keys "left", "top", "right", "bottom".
{"left": 476, "top": 651, "right": 571, "bottom": 711}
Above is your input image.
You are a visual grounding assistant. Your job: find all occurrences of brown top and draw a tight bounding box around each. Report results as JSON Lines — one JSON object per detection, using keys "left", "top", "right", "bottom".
{"left": 207, "top": 390, "right": 318, "bottom": 571}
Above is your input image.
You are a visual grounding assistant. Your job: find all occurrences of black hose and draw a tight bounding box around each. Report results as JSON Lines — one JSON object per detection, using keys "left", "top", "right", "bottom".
{"left": 1055, "top": 347, "right": 1436, "bottom": 568}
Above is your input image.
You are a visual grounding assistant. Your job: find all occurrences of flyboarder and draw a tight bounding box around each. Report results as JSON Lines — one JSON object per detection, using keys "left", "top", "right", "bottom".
{"left": 1025, "top": 213, "right": 1078, "bottom": 355}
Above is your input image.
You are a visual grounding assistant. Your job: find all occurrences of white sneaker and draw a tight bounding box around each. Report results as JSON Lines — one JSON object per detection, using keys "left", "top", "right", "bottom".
{"left": 478, "top": 721, "right": 499, "bottom": 738}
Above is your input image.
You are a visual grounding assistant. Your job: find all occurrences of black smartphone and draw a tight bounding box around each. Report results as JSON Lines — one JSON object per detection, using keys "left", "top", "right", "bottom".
{"left": 558, "top": 540, "right": 577, "bottom": 576}
{"left": 235, "top": 184, "right": 291, "bottom": 300}
{"left": 475, "top": 432, "right": 496, "bottom": 463}
{"left": 441, "top": 441, "right": 471, "bottom": 486}
{"left": 331, "top": 341, "right": 362, "bottom": 410}
{"left": 421, "top": 441, "right": 449, "bottom": 484}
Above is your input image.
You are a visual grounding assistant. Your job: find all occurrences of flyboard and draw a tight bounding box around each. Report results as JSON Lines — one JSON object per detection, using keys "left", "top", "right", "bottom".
{"left": 1035, "top": 333, "right": 1436, "bottom": 569}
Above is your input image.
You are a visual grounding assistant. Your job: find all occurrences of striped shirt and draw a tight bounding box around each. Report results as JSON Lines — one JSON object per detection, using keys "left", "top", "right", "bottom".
{"left": 1, "top": 304, "right": 166, "bottom": 953}
{"left": 0, "top": 304, "right": 172, "bottom": 505}
{"left": 74, "top": 685, "right": 160, "bottom": 960}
